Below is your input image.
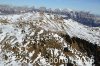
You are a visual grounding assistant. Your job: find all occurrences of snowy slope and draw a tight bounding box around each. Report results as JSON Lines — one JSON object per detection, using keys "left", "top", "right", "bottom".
{"left": 0, "top": 13, "right": 99, "bottom": 45}
{"left": 0, "top": 12, "right": 99, "bottom": 66}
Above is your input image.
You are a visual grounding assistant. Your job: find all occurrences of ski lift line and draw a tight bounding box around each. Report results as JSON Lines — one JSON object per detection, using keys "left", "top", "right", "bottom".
{"left": 43, "top": 14, "right": 63, "bottom": 30}
{"left": 43, "top": 13, "right": 52, "bottom": 22}
{"left": 43, "top": 13, "right": 69, "bottom": 34}
{"left": 44, "top": 14, "right": 63, "bottom": 26}
{"left": 43, "top": 13, "right": 55, "bottom": 26}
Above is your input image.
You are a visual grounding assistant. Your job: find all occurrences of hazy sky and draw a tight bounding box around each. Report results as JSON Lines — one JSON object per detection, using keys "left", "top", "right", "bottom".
{"left": 0, "top": 0, "right": 100, "bottom": 15}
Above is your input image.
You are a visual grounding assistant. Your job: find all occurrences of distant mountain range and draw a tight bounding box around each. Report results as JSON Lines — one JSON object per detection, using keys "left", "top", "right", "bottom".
{"left": 0, "top": 5, "right": 100, "bottom": 27}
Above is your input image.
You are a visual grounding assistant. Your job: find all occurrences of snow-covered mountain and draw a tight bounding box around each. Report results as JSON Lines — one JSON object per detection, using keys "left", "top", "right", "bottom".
{"left": 0, "top": 12, "right": 100, "bottom": 66}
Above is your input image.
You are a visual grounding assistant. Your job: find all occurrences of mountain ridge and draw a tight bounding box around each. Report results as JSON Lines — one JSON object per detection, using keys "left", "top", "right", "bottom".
{"left": 0, "top": 12, "right": 100, "bottom": 66}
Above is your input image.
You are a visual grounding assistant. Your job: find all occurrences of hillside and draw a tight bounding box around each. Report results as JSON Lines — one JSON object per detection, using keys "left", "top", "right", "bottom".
{"left": 0, "top": 12, "right": 100, "bottom": 66}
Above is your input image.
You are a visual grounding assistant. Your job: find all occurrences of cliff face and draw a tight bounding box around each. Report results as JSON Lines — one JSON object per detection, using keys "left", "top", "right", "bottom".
{"left": 0, "top": 12, "right": 100, "bottom": 66}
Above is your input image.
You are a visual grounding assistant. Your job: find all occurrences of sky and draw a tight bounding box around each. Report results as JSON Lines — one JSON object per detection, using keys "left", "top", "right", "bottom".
{"left": 0, "top": 0, "right": 100, "bottom": 15}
